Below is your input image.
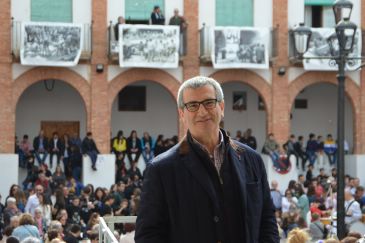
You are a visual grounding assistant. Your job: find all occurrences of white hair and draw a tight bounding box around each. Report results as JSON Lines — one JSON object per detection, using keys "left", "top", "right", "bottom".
{"left": 21, "top": 236, "right": 41, "bottom": 243}
{"left": 177, "top": 76, "right": 224, "bottom": 109}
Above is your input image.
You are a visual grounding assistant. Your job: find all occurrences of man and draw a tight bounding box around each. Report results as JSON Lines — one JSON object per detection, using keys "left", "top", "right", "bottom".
{"left": 33, "top": 130, "right": 49, "bottom": 165}
{"left": 63, "top": 224, "right": 81, "bottom": 243}
{"left": 240, "top": 128, "right": 257, "bottom": 150}
{"left": 49, "top": 132, "right": 64, "bottom": 168}
{"left": 270, "top": 180, "right": 282, "bottom": 211}
{"left": 150, "top": 6, "right": 165, "bottom": 25}
{"left": 169, "top": 8, "right": 187, "bottom": 32}
{"left": 114, "top": 16, "right": 125, "bottom": 41}
{"left": 294, "top": 135, "right": 307, "bottom": 171}
{"left": 135, "top": 76, "right": 279, "bottom": 243}
{"left": 306, "top": 133, "right": 318, "bottom": 166}
{"left": 344, "top": 189, "right": 362, "bottom": 229}
{"left": 25, "top": 185, "right": 43, "bottom": 217}
{"left": 82, "top": 132, "right": 100, "bottom": 171}
{"left": 324, "top": 134, "right": 337, "bottom": 166}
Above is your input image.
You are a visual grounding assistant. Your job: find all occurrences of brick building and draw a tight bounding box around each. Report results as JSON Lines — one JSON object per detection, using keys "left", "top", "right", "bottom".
{"left": 0, "top": 0, "right": 364, "bottom": 159}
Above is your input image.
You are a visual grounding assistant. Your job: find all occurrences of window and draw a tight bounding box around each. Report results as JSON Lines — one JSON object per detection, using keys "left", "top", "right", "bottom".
{"left": 125, "top": 0, "right": 164, "bottom": 24}
{"left": 216, "top": 0, "right": 253, "bottom": 26}
{"left": 294, "top": 99, "right": 308, "bottom": 109}
{"left": 118, "top": 86, "right": 147, "bottom": 111}
{"left": 304, "top": 0, "right": 335, "bottom": 27}
{"left": 31, "top": 0, "right": 73, "bottom": 22}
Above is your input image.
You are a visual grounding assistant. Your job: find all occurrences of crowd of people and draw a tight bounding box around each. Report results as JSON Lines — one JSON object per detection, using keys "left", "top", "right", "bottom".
{"left": 5, "top": 127, "right": 364, "bottom": 243}
{"left": 270, "top": 171, "right": 365, "bottom": 242}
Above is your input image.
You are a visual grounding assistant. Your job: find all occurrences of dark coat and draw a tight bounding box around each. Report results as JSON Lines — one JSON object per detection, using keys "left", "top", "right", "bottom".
{"left": 33, "top": 136, "right": 49, "bottom": 151}
{"left": 81, "top": 137, "right": 99, "bottom": 154}
{"left": 135, "top": 131, "right": 279, "bottom": 243}
{"left": 49, "top": 138, "right": 65, "bottom": 153}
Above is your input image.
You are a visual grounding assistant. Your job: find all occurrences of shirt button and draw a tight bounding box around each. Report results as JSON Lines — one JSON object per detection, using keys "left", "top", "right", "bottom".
{"left": 214, "top": 216, "right": 219, "bottom": 223}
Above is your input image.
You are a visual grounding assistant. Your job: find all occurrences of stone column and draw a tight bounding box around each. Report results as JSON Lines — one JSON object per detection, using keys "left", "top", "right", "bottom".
{"left": 0, "top": 0, "right": 14, "bottom": 153}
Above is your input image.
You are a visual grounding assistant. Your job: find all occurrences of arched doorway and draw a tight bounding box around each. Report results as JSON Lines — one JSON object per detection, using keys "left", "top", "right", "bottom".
{"left": 221, "top": 82, "right": 267, "bottom": 151}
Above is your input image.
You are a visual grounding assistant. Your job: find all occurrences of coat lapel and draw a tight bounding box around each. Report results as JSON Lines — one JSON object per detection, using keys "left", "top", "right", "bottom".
{"left": 179, "top": 139, "right": 220, "bottom": 210}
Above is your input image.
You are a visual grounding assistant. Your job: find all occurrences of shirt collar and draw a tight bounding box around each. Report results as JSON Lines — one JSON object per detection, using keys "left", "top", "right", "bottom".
{"left": 191, "top": 130, "right": 224, "bottom": 157}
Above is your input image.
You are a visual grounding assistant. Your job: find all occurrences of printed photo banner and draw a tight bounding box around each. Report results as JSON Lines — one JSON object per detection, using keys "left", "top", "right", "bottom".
{"left": 303, "top": 28, "right": 362, "bottom": 71}
{"left": 119, "top": 24, "right": 180, "bottom": 68}
{"left": 211, "top": 27, "right": 270, "bottom": 69}
{"left": 21, "top": 22, "right": 83, "bottom": 67}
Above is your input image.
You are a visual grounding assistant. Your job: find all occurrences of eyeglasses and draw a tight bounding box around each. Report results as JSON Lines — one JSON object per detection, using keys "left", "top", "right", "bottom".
{"left": 184, "top": 99, "right": 218, "bottom": 112}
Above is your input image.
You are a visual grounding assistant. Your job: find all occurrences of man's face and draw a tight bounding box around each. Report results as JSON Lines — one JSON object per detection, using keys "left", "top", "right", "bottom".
{"left": 179, "top": 85, "right": 224, "bottom": 141}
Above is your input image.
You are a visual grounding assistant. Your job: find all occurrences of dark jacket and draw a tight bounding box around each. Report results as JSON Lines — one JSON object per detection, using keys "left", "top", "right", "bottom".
{"left": 135, "top": 130, "right": 279, "bottom": 243}
{"left": 151, "top": 12, "right": 165, "bottom": 25}
{"left": 33, "top": 136, "right": 49, "bottom": 151}
{"left": 49, "top": 138, "right": 65, "bottom": 153}
{"left": 126, "top": 137, "right": 142, "bottom": 153}
{"left": 81, "top": 137, "right": 99, "bottom": 154}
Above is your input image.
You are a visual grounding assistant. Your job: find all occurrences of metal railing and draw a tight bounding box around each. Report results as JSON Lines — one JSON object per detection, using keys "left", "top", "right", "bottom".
{"left": 98, "top": 217, "right": 120, "bottom": 243}
{"left": 103, "top": 215, "right": 137, "bottom": 233}
{"left": 11, "top": 20, "right": 92, "bottom": 60}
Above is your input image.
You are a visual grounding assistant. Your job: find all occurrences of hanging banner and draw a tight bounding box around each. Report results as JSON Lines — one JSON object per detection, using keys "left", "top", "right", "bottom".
{"left": 211, "top": 26, "right": 270, "bottom": 69}
{"left": 119, "top": 24, "right": 180, "bottom": 68}
{"left": 21, "top": 22, "right": 83, "bottom": 67}
{"left": 303, "top": 28, "right": 362, "bottom": 71}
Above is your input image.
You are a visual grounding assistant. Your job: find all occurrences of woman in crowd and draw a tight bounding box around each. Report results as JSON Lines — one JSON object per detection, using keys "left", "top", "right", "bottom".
{"left": 52, "top": 165, "right": 66, "bottom": 189}
{"left": 282, "top": 189, "right": 298, "bottom": 214}
{"left": 14, "top": 190, "right": 27, "bottom": 213}
{"left": 51, "top": 189, "right": 66, "bottom": 220}
{"left": 11, "top": 213, "right": 40, "bottom": 242}
{"left": 38, "top": 193, "right": 52, "bottom": 227}
{"left": 141, "top": 132, "right": 154, "bottom": 165}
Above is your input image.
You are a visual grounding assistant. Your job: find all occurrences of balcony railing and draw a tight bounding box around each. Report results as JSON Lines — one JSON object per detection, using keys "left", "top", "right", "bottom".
{"left": 11, "top": 20, "right": 92, "bottom": 60}
{"left": 199, "top": 24, "right": 277, "bottom": 63}
{"left": 108, "top": 21, "right": 187, "bottom": 61}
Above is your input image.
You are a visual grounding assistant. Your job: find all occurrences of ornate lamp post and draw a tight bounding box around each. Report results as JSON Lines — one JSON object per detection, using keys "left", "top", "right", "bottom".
{"left": 292, "top": 1, "right": 361, "bottom": 240}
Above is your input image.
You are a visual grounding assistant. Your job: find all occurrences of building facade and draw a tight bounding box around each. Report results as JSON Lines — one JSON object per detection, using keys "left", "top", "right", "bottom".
{"left": 0, "top": 0, "right": 364, "bottom": 156}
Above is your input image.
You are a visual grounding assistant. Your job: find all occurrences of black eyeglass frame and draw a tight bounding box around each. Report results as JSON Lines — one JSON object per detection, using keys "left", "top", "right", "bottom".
{"left": 183, "top": 98, "right": 219, "bottom": 112}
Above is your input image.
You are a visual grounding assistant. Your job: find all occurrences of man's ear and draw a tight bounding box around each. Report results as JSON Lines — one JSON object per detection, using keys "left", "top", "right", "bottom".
{"left": 220, "top": 101, "right": 225, "bottom": 118}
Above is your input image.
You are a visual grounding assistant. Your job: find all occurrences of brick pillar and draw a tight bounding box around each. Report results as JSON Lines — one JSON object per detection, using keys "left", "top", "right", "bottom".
{"left": 359, "top": 0, "right": 365, "bottom": 154}
{"left": 271, "top": 0, "right": 290, "bottom": 144}
{"left": 0, "top": 0, "right": 14, "bottom": 153}
{"left": 182, "top": 0, "right": 200, "bottom": 80}
{"left": 90, "top": 0, "right": 110, "bottom": 153}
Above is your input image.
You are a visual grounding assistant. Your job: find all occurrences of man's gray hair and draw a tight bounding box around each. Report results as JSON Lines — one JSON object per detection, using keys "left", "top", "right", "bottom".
{"left": 21, "top": 236, "right": 41, "bottom": 243}
{"left": 177, "top": 76, "right": 224, "bottom": 109}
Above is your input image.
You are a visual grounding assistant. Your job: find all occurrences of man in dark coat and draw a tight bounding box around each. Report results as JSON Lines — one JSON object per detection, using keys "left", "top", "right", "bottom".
{"left": 135, "top": 76, "right": 279, "bottom": 243}
{"left": 33, "top": 130, "right": 49, "bottom": 165}
{"left": 82, "top": 132, "right": 100, "bottom": 171}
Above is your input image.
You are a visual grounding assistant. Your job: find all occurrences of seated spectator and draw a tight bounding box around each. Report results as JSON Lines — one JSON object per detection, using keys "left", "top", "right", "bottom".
{"left": 240, "top": 128, "right": 257, "bottom": 150}
{"left": 150, "top": 5, "right": 165, "bottom": 25}
{"left": 19, "top": 135, "right": 32, "bottom": 168}
{"left": 52, "top": 165, "right": 66, "bottom": 190}
{"left": 126, "top": 130, "right": 142, "bottom": 165}
{"left": 263, "top": 133, "right": 280, "bottom": 161}
{"left": 141, "top": 132, "right": 154, "bottom": 165}
{"left": 114, "top": 16, "right": 125, "bottom": 41}
{"left": 66, "top": 196, "right": 83, "bottom": 226}
{"left": 11, "top": 213, "right": 40, "bottom": 242}
{"left": 153, "top": 134, "right": 165, "bottom": 156}
{"left": 294, "top": 135, "right": 307, "bottom": 171}
{"left": 233, "top": 130, "right": 242, "bottom": 141}
{"left": 33, "top": 130, "right": 49, "bottom": 166}
{"left": 284, "top": 135, "right": 298, "bottom": 164}
{"left": 62, "top": 133, "right": 71, "bottom": 178}
{"left": 282, "top": 189, "right": 298, "bottom": 214}
{"left": 68, "top": 145, "right": 82, "bottom": 181}
{"left": 69, "top": 133, "right": 82, "bottom": 152}
{"left": 112, "top": 131, "right": 127, "bottom": 168}
{"left": 355, "top": 186, "right": 365, "bottom": 211}
{"left": 306, "top": 133, "right": 318, "bottom": 166}
{"left": 82, "top": 132, "right": 100, "bottom": 171}
{"left": 324, "top": 134, "right": 337, "bottom": 166}
{"left": 49, "top": 132, "right": 64, "bottom": 169}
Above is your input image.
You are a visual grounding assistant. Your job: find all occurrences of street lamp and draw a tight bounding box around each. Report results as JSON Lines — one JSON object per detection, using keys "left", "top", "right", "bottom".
{"left": 292, "top": 2, "right": 361, "bottom": 240}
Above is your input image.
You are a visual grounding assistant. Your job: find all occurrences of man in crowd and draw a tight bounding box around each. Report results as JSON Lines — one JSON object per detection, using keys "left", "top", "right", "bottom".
{"left": 344, "top": 189, "right": 362, "bottom": 230}
{"left": 25, "top": 185, "right": 43, "bottom": 217}
{"left": 82, "top": 132, "right": 100, "bottom": 171}
{"left": 136, "top": 76, "right": 279, "bottom": 242}
{"left": 150, "top": 5, "right": 165, "bottom": 25}
{"left": 33, "top": 130, "right": 49, "bottom": 165}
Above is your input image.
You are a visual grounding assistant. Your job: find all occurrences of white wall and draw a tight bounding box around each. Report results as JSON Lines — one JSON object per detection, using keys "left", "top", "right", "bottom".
{"left": 11, "top": 0, "right": 92, "bottom": 23}
{"left": 288, "top": 0, "right": 305, "bottom": 28}
{"left": 16, "top": 81, "right": 87, "bottom": 139}
{"left": 221, "top": 82, "right": 267, "bottom": 151}
{"left": 107, "top": 0, "right": 125, "bottom": 24}
{"left": 111, "top": 81, "right": 178, "bottom": 139}
{"left": 290, "top": 83, "right": 354, "bottom": 152}
{"left": 0, "top": 155, "right": 18, "bottom": 205}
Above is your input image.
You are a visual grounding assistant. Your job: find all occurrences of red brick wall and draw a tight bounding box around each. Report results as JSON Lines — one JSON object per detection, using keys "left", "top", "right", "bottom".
{"left": 272, "top": 0, "right": 290, "bottom": 144}
{"left": 0, "top": 0, "right": 13, "bottom": 153}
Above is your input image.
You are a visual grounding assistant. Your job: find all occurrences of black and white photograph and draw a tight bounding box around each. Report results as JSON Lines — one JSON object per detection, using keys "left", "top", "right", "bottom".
{"left": 21, "top": 22, "right": 83, "bottom": 66}
{"left": 212, "top": 27, "right": 270, "bottom": 69}
{"left": 119, "top": 24, "right": 180, "bottom": 68}
{"left": 232, "top": 91, "right": 247, "bottom": 111}
{"left": 303, "top": 28, "right": 362, "bottom": 71}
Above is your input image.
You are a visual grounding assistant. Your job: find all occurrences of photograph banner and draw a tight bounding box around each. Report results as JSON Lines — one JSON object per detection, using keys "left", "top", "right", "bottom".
{"left": 212, "top": 27, "right": 270, "bottom": 69}
{"left": 119, "top": 24, "right": 180, "bottom": 68}
{"left": 21, "top": 22, "right": 83, "bottom": 66}
{"left": 303, "top": 28, "right": 362, "bottom": 71}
